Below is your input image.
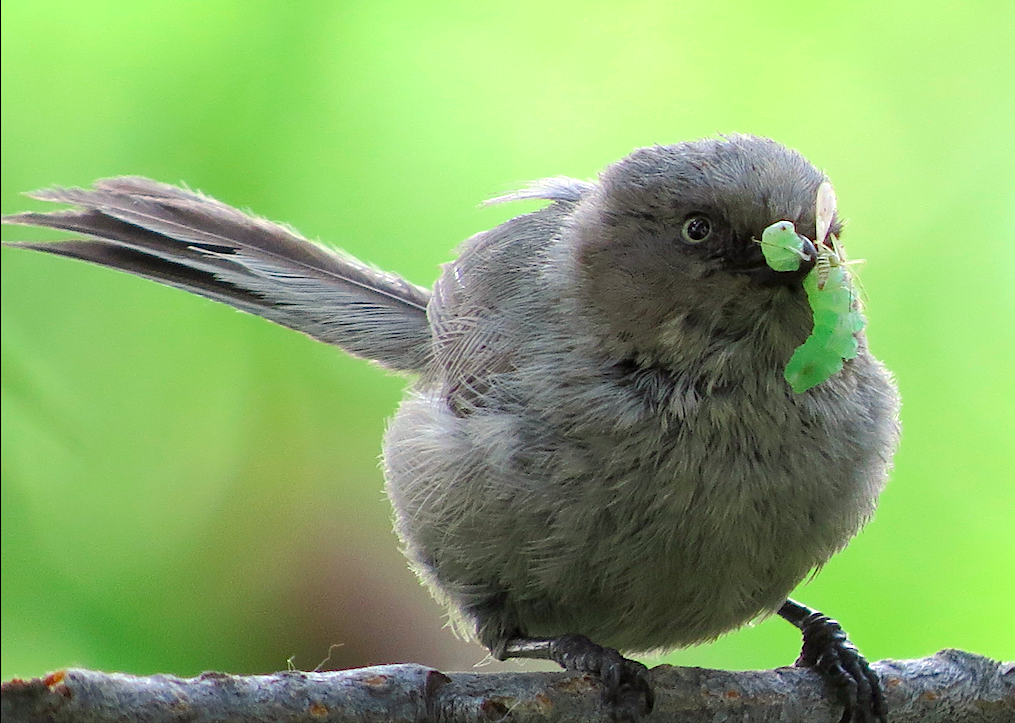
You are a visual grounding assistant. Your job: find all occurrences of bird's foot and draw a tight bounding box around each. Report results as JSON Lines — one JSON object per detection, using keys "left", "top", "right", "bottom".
{"left": 500, "top": 633, "right": 653, "bottom": 721}
{"left": 548, "top": 634, "right": 654, "bottom": 721}
{"left": 780, "top": 599, "right": 886, "bottom": 723}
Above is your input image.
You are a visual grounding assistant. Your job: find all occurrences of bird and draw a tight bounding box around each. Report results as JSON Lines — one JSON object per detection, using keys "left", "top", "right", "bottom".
{"left": 4, "top": 134, "right": 900, "bottom": 722}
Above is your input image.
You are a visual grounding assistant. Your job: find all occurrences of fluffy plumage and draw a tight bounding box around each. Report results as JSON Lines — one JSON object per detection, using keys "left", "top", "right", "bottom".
{"left": 387, "top": 136, "right": 898, "bottom": 652}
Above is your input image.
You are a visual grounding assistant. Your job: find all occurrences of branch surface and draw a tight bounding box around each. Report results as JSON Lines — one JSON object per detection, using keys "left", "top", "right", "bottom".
{"left": 2, "top": 649, "right": 1011, "bottom": 722}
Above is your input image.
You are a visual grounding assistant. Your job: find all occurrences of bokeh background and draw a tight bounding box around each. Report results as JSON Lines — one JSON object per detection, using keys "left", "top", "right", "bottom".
{"left": 3, "top": 0, "right": 1013, "bottom": 682}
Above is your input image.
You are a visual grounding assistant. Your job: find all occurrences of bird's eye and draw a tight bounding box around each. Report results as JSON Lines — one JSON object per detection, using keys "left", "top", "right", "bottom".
{"left": 681, "top": 215, "right": 712, "bottom": 243}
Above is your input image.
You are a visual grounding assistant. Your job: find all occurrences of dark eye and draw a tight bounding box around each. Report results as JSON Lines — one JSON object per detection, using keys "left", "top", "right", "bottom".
{"left": 681, "top": 215, "right": 712, "bottom": 243}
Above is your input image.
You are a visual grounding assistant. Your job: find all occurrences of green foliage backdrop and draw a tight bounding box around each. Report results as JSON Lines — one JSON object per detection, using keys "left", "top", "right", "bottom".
{"left": 3, "top": 0, "right": 1013, "bottom": 680}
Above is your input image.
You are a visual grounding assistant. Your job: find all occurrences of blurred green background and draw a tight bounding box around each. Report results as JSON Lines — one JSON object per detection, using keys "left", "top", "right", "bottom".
{"left": 2, "top": 0, "right": 1013, "bottom": 681}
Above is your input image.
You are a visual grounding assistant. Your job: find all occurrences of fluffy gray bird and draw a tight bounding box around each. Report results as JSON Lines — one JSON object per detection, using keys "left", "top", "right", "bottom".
{"left": 4, "top": 134, "right": 899, "bottom": 722}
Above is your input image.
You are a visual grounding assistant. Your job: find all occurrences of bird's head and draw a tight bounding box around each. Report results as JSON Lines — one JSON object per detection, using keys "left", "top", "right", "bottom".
{"left": 565, "top": 134, "right": 843, "bottom": 372}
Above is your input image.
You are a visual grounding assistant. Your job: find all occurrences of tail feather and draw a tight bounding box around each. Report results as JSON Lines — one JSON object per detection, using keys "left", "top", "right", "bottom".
{"left": 4, "top": 177, "right": 433, "bottom": 373}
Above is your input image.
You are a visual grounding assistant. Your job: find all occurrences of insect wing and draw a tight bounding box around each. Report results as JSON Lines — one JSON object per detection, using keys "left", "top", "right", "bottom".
{"left": 815, "top": 181, "right": 837, "bottom": 246}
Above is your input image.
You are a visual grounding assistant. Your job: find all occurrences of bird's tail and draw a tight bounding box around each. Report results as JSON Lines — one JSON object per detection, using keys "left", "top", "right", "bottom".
{"left": 3, "top": 177, "right": 433, "bottom": 373}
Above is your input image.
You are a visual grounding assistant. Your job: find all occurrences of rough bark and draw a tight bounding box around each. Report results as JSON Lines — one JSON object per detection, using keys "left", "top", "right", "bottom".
{"left": 2, "top": 649, "right": 1011, "bottom": 722}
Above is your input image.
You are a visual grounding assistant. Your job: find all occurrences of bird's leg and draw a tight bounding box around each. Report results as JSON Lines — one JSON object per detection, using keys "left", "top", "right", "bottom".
{"left": 496, "top": 634, "right": 654, "bottom": 721}
{"left": 779, "top": 598, "right": 886, "bottom": 723}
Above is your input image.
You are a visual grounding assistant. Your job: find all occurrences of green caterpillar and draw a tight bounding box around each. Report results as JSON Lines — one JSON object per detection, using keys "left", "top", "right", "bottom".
{"left": 759, "top": 183, "right": 865, "bottom": 393}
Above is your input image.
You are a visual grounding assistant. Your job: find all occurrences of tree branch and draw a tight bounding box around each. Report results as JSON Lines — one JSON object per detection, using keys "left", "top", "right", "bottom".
{"left": 2, "top": 649, "right": 1010, "bottom": 722}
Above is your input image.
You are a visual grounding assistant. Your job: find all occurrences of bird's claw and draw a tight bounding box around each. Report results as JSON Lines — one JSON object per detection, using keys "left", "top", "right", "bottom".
{"left": 549, "top": 634, "right": 654, "bottom": 721}
{"left": 796, "top": 611, "right": 886, "bottom": 723}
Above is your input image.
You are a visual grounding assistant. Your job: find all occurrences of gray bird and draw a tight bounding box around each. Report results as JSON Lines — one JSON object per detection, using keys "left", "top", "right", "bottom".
{"left": 4, "top": 134, "right": 900, "bottom": 722}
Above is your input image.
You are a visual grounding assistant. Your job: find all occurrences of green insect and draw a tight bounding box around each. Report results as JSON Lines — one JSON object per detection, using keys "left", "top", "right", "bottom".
{"left": 759, "top": 182, "right": 865, "bottom": 393}
{"left": 760, "top": 220, "right": 812, "bottom": 271}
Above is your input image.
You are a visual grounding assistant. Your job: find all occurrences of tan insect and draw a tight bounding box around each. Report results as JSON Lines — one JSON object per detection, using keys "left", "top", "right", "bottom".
{"left": 812, "top": 181, "right": 864, "bottom": 296}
